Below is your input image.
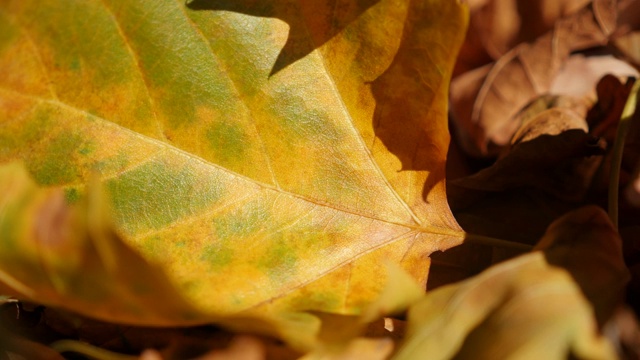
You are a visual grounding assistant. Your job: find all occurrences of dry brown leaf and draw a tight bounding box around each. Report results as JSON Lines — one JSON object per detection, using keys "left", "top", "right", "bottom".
{"left": 603, "top": 307, "right": 640, "bottom": 358}
{"left": 450, "top": 128, "right": 606, "bottom": 202}
{"left": 511, "top": 95, "right": 591, "bottom": 144}
{"left": 449, "top": 188, "right": 576, "bottom": 246}
{"left": 451, "top": 0, "right": 617, "bottom": 156}
{"left": 449, "top": 91, "right": 608, "bottom": 204}
{"left": 477, "top": 0, "right": 591, "bottom": 59}
{"left": 616, "top": 0, "right": 640, "bottom": 35}
{"left": 192, "top": 336, "right": 265, "bottom": 360}
{"left": 588, "top": 76, "right": 640, "bottom": 202}
{"left": 453, "top": 0, "right": 591, "bottom": 76}
{"left": 588, "top": 74, "right": 635, "bottom": 137}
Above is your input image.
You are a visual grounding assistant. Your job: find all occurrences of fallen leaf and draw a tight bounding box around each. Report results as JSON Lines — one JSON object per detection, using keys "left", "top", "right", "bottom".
{"left": 450, "top": 188, "right": 576, "bottom": 245}
{"left": 474, "top": 0, "right": 590, "bottom": 60}
{"left": 293, "top": 265, "right": 419, "bottom": 359}
{"left": 0, "top": 0, "right": 467, "bottom": 348}
{"left": 587, "top": 75, "right": 640, "bottom": 207}
{"left": 616, "top": 0, "right": 640, "bottom": 35}
{"left": 452, "top": 0, "right": 592, "bottom": 77}
{"left": 0, "top": 162, "right": 201, "bottom": 324}
{"left": 451, "top": 0, "right": 617, "bottom": 155}
{"left": 587, "top": 74, "right": 635, "bottom": 138}
{"left": 549, "top": 54, "right": 638, "bottom": 100}
{"left": 395, "top": 206, "right": 626, "bottom": 360}
{"left": 510, "top": 95, "right": 590, "bottom": 144}
{"left": 394, "top": 253, "right": 617, "bottom": 360}
{"left": 535, "top": 206, "right": 630, "bottom": 326}
{"left": 450, "top": 129, "right": 606, "bottom": 202}
{"left": 0, "top": 335, "right": 65, "bottom": 360}
{"left": 615, "top": 31, "right": 640, "bottom": 67}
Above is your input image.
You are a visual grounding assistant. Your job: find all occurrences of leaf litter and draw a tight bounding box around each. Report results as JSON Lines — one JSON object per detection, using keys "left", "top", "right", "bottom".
{"left": 2, "top": 0, "right": 640, "bottom": 359}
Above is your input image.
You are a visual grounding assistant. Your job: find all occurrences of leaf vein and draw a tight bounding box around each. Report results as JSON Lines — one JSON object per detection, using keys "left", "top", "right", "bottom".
{"left": 0, "top": 86, "right": 463, "bottom": 234}
{"left": 96, "top": 0, "right": 166, "bottom": 141}
{"left": 294, "top": 1, "right": 423, "bottom": 226}
{"left": 173, "top": 0, "right": 281, "bottom": 189}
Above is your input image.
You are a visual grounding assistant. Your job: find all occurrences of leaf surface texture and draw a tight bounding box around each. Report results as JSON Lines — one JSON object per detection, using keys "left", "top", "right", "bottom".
{"left": 0, "top": 0, "right": 467, "bottom": 325}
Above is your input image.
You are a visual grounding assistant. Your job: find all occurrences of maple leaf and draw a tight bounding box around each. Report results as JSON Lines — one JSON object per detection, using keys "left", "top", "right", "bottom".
{"left": 0, "top": 0, "right": 468, "bottom": 346}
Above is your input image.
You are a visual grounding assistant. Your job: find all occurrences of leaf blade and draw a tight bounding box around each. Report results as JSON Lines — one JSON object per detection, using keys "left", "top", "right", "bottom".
{"left": 0, "top": 0, "right": 468, "bottom": 323}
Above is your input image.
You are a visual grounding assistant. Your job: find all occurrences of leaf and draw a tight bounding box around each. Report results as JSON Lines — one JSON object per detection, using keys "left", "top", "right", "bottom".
{"left": 0, "top": 162, "right": 201, "bottom": 324}
{"left": 450, "top": 0, "right": 616, "bottom": 155}
{"left": 535, "top": 206, "right": 630, "bottom": 326}
{"left": 299, "top": 337, "right": 394, "bottom": 360}
{"left": 301, "top": 263, "right": 422, "bottom": 355}
{"left": 395, "top": 253, "right": 617, "bottom": 360}
{"left": 0, "top": 162, "right": 329, "bottom": 350}
{"left": 394, "top": 206, "right": 625, "bottom": 360}
{"left": 0, "top": 0, "right": 467, "bottom": 335}
{"left": 465, "top": 0, "right": 591, "bottom": 61}
{"left": 450, "top": 118, "right": 606, "bottom": 202}
{"left": 615, "top": 31, "right": 640, "bottom": 68}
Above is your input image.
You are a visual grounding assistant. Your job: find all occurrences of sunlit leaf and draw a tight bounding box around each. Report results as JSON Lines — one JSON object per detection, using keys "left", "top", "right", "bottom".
{"left": 0, "top": 0, "right": 467, "bottom": 338}
{"left": 394, "top": 252, "right": 617, "bottom": 360}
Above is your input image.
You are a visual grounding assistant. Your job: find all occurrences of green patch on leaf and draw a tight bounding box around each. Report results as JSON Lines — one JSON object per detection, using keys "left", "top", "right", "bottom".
{"left": 206, "top": 121, "right": 248, "bottom": 163}
{"left": 105, "top": 159, "right": 224, "bottom": 234}
{"left": 28, "top": 131, "right": 85, "bottom": 186}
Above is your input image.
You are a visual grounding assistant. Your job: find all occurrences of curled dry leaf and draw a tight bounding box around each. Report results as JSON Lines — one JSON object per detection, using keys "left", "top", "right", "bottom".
{"left": 587, "top": 75, "right": 640, "bottom": 207}
{"left": 510, "top": 95, "right": 590, "bottom": 144}
{"left": 443, "top": 102, "right": 611, "bottom": 284}
{"left": 615, "top": 31, "right": 640, "bottom": 67}
{"left": 588, "top": 74, "right": 636, "bottom": 138}
{"left": 394, "top": 206, "right": 625, "bottom": 360}
{"left": 603, "top": 307, "right": 640, "bottom": 358}
{"left": 451, "top": 0, "right": 617, "bottom": 156}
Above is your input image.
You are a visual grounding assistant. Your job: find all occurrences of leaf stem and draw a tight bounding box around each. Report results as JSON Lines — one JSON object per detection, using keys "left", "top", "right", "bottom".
{"left": 50, "top": 340, "right": 138, "bottom": 360}
{"left": 463, "top": 233, "right": 533, "bottom": 251}
{"left": 609, "top": 78, "right": 640, "bottom": 228}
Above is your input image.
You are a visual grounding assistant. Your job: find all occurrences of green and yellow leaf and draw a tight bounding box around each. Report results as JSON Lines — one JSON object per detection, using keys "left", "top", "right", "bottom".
{"left": 0, "top": 0, "right": 468, "bottom": 342}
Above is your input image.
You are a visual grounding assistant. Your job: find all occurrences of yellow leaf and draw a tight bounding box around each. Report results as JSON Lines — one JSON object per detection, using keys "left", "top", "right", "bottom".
{"left": 0, "top": 0, "right": 468, "bottom": 341}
